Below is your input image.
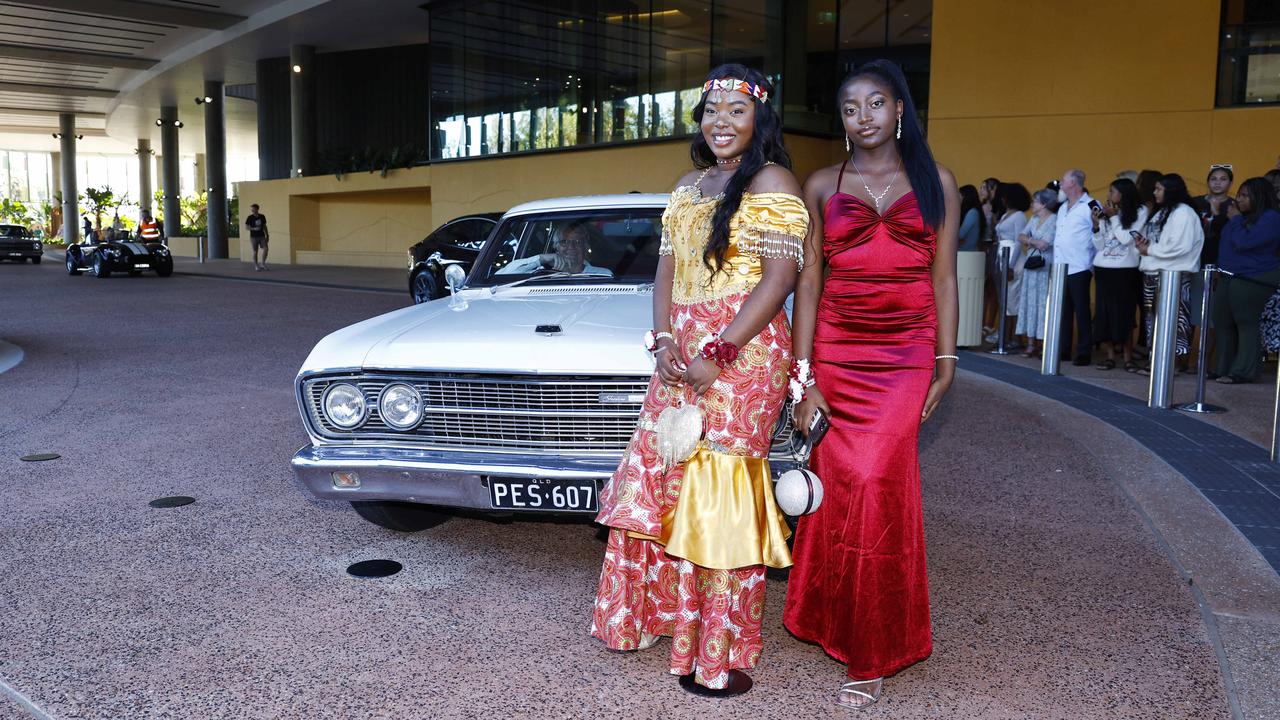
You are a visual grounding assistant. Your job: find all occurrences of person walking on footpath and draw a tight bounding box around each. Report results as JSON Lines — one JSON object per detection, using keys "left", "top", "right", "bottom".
{"left": 1055, "top": 169, "right": 1096, "bottom": 365}
{"left": 785, "top": 59, "right": 959, "bottom": 710}
{"left": 1213, "top": 177, "right": 1280, "bottom": 384}
{"left": 591, "top": 65, "right": 807, "bottom": 696}
{"left": 245, "top": 203, "right": 270, "bottom": 270}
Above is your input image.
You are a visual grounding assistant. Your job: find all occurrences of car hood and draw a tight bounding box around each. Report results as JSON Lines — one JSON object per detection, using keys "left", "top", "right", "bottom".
{"left": 300, "top": 284, "right": 658, "bottom": 376}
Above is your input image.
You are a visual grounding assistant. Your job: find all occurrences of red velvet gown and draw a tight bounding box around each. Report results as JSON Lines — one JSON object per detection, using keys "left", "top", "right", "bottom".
{"left": 783, "top": 166, "right": 937, "bottom": 681}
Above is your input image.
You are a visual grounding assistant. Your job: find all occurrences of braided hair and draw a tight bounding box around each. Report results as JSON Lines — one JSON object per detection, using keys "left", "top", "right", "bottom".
{"left": 690, "top": 64, "right": 791, "bottom": 276}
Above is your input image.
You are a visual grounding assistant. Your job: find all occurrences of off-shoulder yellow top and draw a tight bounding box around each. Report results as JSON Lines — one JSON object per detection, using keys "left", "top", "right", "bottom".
{"left": 660, "top": 178, "right": 809, "bottom": 304}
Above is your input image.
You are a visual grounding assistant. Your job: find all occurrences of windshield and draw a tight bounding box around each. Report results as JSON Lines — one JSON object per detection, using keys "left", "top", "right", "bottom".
{"left": 471, "top": 208, "right": 665, "bottom": 287}
{"left": 0, "top": 226, "right": 31, "bottom": 238}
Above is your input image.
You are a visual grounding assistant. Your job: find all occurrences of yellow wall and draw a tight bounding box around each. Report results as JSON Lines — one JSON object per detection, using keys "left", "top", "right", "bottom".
{"left": 235, "top": 133, "right": 843, "bottom": 266}
{"left": 929, "top": 0, "right": 1280, "bottom": 194}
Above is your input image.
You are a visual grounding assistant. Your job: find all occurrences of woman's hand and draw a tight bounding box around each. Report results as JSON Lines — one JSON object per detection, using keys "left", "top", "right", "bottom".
{"left": 1226, "top": 199, "right": 1241, "bottom": 219}
{"left": 655, "top": 339, "right": 687, "bottom": 386}
{"left": 1133, "top": 233, "right": 1149, "bottom": 256}
{"left": 1017, "top": 232, "right": 1030, "bottom": 246}
{"left": 920, "top": 374, "right": 953, "bottom": 423}
{"left": 682, "top": 356, "right": 721, "bottom": 395}
{"left": 793, "top": 386, "right": 831, "bottom": 436}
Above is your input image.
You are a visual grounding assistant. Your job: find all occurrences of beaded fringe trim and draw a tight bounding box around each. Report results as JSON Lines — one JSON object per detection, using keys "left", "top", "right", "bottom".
{"left": 736, "top": 226, "right": 805, "bottom": 270}
{"left": 659, "top": 229, "right": 674, "bottom": 256}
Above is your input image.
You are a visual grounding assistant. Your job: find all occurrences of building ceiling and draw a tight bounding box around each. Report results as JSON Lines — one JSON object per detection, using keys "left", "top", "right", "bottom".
{"left": 0, "top": 0, "right": 429, "bottom": 155}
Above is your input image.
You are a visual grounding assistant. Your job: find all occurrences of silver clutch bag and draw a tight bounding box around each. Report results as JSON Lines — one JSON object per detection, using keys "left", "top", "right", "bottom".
{"left": 654, "top": 402, "right": 703, "bottom": 469}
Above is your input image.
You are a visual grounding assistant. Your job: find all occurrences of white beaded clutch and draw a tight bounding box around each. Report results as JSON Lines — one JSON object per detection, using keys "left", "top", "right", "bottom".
{"left": 655, "top": 403, "right": 703, "bottom": 469}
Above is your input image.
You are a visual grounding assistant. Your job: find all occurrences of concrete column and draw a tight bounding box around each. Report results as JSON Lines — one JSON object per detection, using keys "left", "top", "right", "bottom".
{"left": 160, "top": 105, "right": 180, "bottom": 238}
{"left": 290, "top": 44, "right": 315, "bottom": 177}
{"left": 59, "top": 113, "right": 78, "bottom": 246}
{"left": 50, "top": 152, "right": 61, "bottom": 202}
{"left": 204, "top": 80, "right": 228, "bottom": 258}
{"left": 137, "top": 139, "right": 152, "bottom": 219}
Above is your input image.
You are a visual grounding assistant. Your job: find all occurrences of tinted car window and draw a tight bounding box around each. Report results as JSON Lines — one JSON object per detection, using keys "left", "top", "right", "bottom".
{"left": 1, "top": 225, "right": 31, "bottom": 238}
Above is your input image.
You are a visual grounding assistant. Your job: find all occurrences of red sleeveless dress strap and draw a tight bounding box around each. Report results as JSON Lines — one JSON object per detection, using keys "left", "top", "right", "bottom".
{"left": 783, "top": 180, "right": 938, "bottom": 681}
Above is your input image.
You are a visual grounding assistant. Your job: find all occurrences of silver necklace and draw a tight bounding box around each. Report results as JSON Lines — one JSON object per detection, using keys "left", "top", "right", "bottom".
{"left": 851, "top": 158, "right": 902, "bottom": 211}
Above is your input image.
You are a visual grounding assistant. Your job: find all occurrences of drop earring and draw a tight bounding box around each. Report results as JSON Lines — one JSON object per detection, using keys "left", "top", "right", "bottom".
{"left": 896, "top": 115, "right": 902, "bottom": 140}
{"left": 845, "top": 136, "right": 851, "bottom": 153}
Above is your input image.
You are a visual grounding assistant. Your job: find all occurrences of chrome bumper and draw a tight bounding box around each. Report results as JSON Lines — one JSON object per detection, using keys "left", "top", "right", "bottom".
{"left": 290, "top": 444, "right": 621, "bottom": 511}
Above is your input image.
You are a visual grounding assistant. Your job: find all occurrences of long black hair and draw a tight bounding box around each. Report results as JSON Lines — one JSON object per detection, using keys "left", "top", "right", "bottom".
{"left": 1110, "top": 178, "right": 1141, "bottom": 229}
{"left": 1238, "top": 177, "right": 1279, "bottom": 225}
{"left": 1150, "top": 173, "right": 1193, "bottom": 233}
{"left": 690, "top": 64, "right": 791, "bottom": 276}
{"left": 840, "top": 59, "right": 944, "bottom": 230}
{"left": 959, "top": 184, "right": 985, "bottom": 239}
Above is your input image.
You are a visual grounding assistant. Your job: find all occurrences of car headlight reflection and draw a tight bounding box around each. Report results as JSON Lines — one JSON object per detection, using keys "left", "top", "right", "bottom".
{"left": 322, "top": 383, "right": 367, "bottom": 429}
{"left": 379, "top": 383, "right": 422, "bottom": 430}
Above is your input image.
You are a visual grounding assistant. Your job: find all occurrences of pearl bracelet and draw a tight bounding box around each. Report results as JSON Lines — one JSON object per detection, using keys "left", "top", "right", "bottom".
{"left": 935, "top": 354, "right": 959, "bottom": 362}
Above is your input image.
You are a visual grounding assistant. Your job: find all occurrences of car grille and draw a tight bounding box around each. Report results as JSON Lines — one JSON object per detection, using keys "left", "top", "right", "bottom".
{"left": 303, "top": 372, "right": 797, "bottom": 458}
{"left": 303, "top": 373, "right": 650, "bottom": 453}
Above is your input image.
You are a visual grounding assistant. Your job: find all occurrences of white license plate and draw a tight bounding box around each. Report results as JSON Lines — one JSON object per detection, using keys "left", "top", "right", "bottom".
{"left": 134, "top": 264, "right": 150, "bottom": 268}
{"left": 7, "top": 252, "right": 20, "bottom": 256}
{"left": 488, "top": 478, "right": 598, "bottom": 512}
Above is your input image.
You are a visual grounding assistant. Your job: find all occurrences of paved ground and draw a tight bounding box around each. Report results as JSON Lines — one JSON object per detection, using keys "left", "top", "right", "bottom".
{"left": 0, "top": 257, "right": 1271, "bottom": 718}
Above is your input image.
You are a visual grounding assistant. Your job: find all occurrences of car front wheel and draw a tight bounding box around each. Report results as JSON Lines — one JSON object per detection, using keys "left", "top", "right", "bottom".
{"left": 156, "top": 257, "right": 173, "bottom": 277}
{"left": 350, "top": 501, "right": 451, "bottom": 532}
{"left": 31, "top": 255, "right": 41, "bottom": 264}
{"left": 92, "top": 256, "right": 110, "bottom": 278}
{"left": 410, "top": 270, "right": 439, "bottom": 304}
{"left": 66, "top": 254, "right": 81, "bottom": 275}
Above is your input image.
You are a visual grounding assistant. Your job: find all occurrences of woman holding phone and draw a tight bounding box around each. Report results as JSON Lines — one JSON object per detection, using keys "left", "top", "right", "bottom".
{"left": 785, "top": 59, "right": 959, "bottom": 710}
{"left": 1133, "top": 173, "right": 1204, "bottom": 370}
{"left": 1091, "top": 178, "right": 1146, "bottom": 371}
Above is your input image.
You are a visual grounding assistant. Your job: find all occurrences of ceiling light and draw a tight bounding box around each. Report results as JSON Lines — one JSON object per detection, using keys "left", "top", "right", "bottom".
{"left": 174, "top": 120, "right": 183, "bottom": 128}
{"left": 292, "top": 64, "right": 303, "bottom": 73}
{"left": 155, "top": 118, "right": 163, "bottom": 126}
{"left": 195, "top": 96, "right": 213, "bottom": 105}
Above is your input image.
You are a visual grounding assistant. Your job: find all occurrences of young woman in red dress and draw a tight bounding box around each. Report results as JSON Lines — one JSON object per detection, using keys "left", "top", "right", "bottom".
{"left": 785, "top": 59, "right": 960, "bottom": 709}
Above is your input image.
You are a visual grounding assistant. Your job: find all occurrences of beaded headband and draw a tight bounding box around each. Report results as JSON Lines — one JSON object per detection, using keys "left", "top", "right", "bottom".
{"left": 702, "top": 78, "right": 769, "bottom": 103}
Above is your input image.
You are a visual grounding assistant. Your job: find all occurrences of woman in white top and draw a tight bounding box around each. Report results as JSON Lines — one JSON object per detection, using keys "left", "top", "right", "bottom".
{"left": 1134, "top": 173, "right": 1205, "bottom": 368}
{"left": 1090, "top": 178, "right": 1147, "bottom": 371}
{"left": 1014, "top": 188, "right": 1057, "bottom": 356}
{"left": 993, "top": 183, "right": 1030, "bottom": 344}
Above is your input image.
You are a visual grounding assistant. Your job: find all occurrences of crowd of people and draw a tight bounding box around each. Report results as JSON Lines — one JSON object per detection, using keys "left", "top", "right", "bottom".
{"left": 969, "top": 163, "right": 1280, "bottom": 382}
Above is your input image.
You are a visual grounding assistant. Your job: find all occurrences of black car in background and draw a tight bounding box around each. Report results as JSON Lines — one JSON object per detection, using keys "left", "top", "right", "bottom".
{"left": 0, "top": 224, "right": 42, "bottom": 263}
{"left": 406, "top": 213, "right": 501, "bottom": 303}
{"left": 66, "top": 233, "right": 173, "bottom": 278}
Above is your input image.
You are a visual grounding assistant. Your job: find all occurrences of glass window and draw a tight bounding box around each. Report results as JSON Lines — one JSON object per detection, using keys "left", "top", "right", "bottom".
{"left": 474, "top": 209, "right": 665, "bottom": 284}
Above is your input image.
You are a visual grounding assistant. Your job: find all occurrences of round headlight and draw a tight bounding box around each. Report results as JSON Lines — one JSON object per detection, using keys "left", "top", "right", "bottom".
{"left": 322, "top": 383, "right": 367, "bottom": 429}
{"left": 379, "top": 383, "right": 422, "bottom": 430}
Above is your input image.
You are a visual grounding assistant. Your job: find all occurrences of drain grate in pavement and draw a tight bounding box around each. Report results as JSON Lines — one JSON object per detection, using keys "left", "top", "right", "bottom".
{"left": 20, "top": 453, "right": 60, "bottom": 462}
{"left": 347, "top": 559, "right": 402, "bottom": 578}
{"left": 149, "top": 496, "right": 196, "bottom": 508}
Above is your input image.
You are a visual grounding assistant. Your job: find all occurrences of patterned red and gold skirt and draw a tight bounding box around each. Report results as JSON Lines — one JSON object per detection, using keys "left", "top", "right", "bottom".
{"left": 590, "top": 291, "right": 793, "bottom": 689}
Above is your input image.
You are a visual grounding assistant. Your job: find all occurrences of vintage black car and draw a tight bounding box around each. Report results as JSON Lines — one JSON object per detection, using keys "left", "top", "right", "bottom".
{"left": 66, "top": 233, "right": 174, "bottom": 278}
{"left": 406, "top": 213, "right": 500, "bottom": 303}
{"left": 0, "top": 224, "right": 42, "bottom": 263}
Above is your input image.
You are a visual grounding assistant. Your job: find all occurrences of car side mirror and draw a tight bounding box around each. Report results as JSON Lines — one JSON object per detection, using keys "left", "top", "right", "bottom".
{"left": 444, "top": 263, "right": 468, "bottom": 312}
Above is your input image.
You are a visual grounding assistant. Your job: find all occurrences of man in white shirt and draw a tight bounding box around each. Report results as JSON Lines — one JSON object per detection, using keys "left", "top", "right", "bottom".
{"left": 1055, "top": 169, "right": 1096, "bottom": 365}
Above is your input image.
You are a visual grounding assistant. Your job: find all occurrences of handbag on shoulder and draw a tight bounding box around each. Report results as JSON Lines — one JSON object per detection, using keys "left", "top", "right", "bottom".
{"left": 1024, "top": 248, "right": 1046, "bottom": 270}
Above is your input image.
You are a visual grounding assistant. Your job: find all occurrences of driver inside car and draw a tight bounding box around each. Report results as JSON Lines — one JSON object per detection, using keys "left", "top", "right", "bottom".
{"left": 497, "top": 221, "right": 612, "bottom": 276}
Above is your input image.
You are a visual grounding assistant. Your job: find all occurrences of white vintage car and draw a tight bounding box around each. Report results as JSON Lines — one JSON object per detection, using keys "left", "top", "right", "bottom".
{"left": 292, "top": 194, "right": 795, "bottom": 531}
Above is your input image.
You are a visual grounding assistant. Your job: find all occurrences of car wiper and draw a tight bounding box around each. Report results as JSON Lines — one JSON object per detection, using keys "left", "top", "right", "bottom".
{"left": 488, "top": 271, "right": 607, "bottom": 292}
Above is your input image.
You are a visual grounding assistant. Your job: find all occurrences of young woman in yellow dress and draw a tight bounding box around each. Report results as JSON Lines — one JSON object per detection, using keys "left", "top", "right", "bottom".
{"left": 591, "top": 64, "right": 809, "bottom": 695}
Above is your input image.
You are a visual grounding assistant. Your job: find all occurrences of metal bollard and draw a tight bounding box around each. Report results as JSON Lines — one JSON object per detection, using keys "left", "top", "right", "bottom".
{"left": 1041, "top": 261, "right": 1067, "bottom": 376}
{"left": 1177, "top": 265, "right": 1225, "bottom": 414}
{"left": 989, "top": 245, "right": 1011, "bottom": 355}
{"left": 1272, "top": 365, "right": 1280, "bottom": 462}
{"left": 197, "top": 235, "right": 205, "bottom": 264}
{"left": 1148, "top": 269, "right": 1181, "bottom": 409}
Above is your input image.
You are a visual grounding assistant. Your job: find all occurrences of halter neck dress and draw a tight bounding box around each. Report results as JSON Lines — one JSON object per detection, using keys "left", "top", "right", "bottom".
{"left": 783, "top": 160, "right": 937, "bottom": 681}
